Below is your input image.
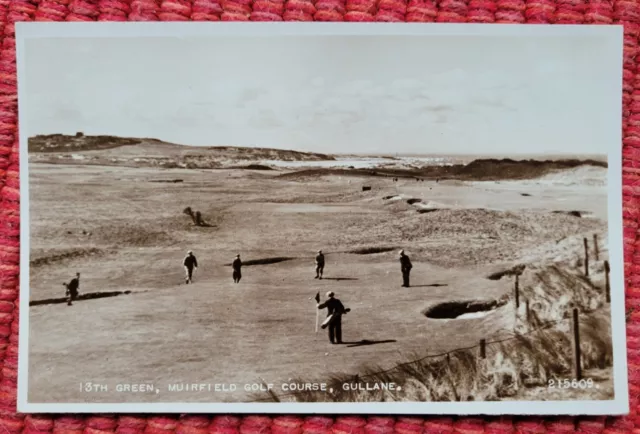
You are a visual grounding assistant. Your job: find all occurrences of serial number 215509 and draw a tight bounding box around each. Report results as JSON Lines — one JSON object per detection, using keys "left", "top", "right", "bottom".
{"left": 548, "top": 378, "right": 596, "bottom": 389}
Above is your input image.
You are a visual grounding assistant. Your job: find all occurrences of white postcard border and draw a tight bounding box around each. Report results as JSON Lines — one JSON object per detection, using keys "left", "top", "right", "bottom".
{"left": 16, "top": 22, "right": 628, "bottom": 415}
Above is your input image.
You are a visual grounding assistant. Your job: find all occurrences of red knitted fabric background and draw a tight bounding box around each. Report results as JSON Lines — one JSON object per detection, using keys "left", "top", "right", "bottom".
{"left": 0, "top": 0, "right": 639, "bottom": 431}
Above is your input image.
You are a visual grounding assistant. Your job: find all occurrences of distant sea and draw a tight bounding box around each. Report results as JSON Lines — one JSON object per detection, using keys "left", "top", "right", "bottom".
{"left": 262, "top": 153, "right": 607, "bottom": 170}
{"left": 350, "top": 153, "right": 608, "bottom": 163}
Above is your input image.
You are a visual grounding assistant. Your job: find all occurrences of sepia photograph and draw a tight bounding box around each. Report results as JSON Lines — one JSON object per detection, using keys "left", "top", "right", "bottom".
{"left": 17, "top": 23, "right": 627, "bottom": 414}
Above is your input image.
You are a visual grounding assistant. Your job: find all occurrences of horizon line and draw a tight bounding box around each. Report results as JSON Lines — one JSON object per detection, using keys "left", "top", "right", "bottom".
{"left": 28, "top": 133, "right": 608, "bottom": 158}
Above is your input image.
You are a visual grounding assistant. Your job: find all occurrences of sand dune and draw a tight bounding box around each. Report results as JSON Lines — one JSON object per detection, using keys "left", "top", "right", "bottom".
{"left": 29, "top": 135, "right": 606, "bottom": 186}
{"left": 28, "top": 134, "right": 335, "bottom": 168}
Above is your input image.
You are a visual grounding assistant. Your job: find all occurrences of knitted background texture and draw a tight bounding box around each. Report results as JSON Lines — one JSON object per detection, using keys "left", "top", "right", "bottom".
{"left": 0, "top": 1, "right": 639, "bottom": 431}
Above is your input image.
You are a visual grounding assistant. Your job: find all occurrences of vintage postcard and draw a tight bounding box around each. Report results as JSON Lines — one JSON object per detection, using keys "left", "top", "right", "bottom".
{"left": 16, "top": 23, "right": 627, "bottom": 414}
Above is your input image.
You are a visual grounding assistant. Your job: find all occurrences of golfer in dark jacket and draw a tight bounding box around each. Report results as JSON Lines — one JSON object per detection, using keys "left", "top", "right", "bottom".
{"left": 232, "top": 254, "right": 242, "bottom": 283}
{"left": 183, "top": 250, "right": 198, "bottom": 284}
{"left": 315, "top": 250, "right": 325, "bottom": 279}
{"left": 63, "top": 272, "right": 80, "bottom": 306}
{"left": 318, "top": 291, "right": 349, "bottom": 344}
{"left": 399, "top": 249, "right": 413, "bottom": 287}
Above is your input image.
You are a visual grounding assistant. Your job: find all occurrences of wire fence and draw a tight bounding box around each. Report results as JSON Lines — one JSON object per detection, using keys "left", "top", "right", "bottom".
{"left": 250, "top": 233, "right": 610, "bottom": 403}
{"left": 249, "top": 312, "right": 595, "bottom": 402}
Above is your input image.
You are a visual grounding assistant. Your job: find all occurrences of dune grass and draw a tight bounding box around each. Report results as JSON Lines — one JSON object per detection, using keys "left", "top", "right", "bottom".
{"left": 256, "top": 309, "right": 611, "bottom": 403}
{"left": 256, "top": 255, "right": 612, "bottom": 403}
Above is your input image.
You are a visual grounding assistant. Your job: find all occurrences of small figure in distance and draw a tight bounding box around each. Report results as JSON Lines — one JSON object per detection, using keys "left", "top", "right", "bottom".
{"left": 315, "top": 250, "right": 325, "bottom": 280}
{"left": 399, "top": 249, "right": 413, "bottom": 288}
{"left": 183, "top": 250, "right": 198, "bottom": 284}
{"left": 63, "top": 272, "right": 80, "bottom": 306}
{"left": 318, "top": 291, "right": 350, "bottom": 344}
{"left": 232, "top": 254, "right": 242, "bottom": 283}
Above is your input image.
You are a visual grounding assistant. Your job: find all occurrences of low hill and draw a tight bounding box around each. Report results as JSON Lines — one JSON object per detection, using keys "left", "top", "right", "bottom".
{"left": 279, "top": 158, "right": 607, "bottom": 182}
{"left": 29, "top": 134, "right": 147, "bottom": 153}
{"left": 27, "top": 134, "right": 334, "bottom": 169}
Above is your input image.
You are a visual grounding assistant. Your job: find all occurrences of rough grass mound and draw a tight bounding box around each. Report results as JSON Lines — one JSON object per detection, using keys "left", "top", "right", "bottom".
{"left": 31, "top": 248, "right": 106, "bottom": 268}
{"left": 368, "top": 209, "right": 605, "bottom": 267}
{"left": 276, "top": 158, "right": 606, "bottom": 182}
{"left": 28, "top": 134, "right": 142, "bottom": 152}
{"left": 90, "top": 223, "right": 177, "bottom": 248}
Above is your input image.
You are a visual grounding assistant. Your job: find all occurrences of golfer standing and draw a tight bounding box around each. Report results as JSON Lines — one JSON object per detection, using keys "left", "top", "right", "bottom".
{"left": 232, "top": 254, "right": 242, "bottom": 283}
{"left": 64, "top": 272, "right": 81, "bottom": 306}
{"left": 318, "top": 291, "right": 349, "bottom": 344}
{"left": 399, "top": 249, "right": 413, "bottom": 288}
{"left": 183, "top": 250, "right": 198, "bottom": 284}
{"left": 315, "top": 250, "right": 325, "bottom": 280}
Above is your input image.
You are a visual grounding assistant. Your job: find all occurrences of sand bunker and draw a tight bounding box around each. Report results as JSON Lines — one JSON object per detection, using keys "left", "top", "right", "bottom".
{"left": 417, "top": 208, "right": 442, "bottom": 214}
{"left": 30, "top": 290, "right": 133, "bottom": 306}
{"left": 552, "top": 210, "right": 584, "bottom": 218}
{"left": 348, "top": 247, "right": 397, "bottom": 255}
{"left": 382, "top": 195, "right": 406, "bottom": 201}
{"left": 237, "top": 164, "right": 274, "bottom": 170}
{"left": 486, "top": 264, "right": 527, "bottom": 280}
{"left": 407, "top": 200, "right": 449, "bottom": 214}
{"left": 423, "top": 297, "right": 509, "bottom": 319}
{"left": 223, "top": 257, "right": 294, "bottom": 266}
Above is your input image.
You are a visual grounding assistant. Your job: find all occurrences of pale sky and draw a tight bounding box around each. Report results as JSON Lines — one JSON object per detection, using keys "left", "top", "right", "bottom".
{"left": 24, "top": 33, "right": 619, "bottom": 155}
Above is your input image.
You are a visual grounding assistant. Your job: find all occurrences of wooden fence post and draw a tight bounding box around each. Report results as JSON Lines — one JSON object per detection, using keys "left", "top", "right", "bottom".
{"left": 583, "top": 237, "right": 589, "bottom": 277}
{"left": 514, "top": 274, "right": 520, "bottom": 309}
{"left": 479, "top": 339, "right": 486, "bottom": 359}
{"left": 605, "top": 260, "right": 611, "bottom": 304}
{"left": 593, "top": 234, "right": 599, "bottom": 261}
{"left": 572, "top": 308, "right": 582, "bottom": 381}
